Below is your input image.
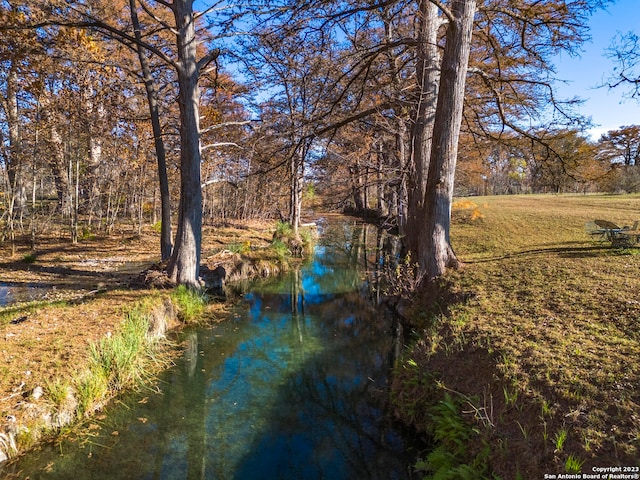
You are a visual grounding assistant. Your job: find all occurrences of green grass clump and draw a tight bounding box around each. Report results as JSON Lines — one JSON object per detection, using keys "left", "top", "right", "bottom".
{"left": 270, "top": 221, "right": 316, "bottom": 260}
{"left": 554, "top": 427, "right": 568, "bottom": 452}
{"left": 415, "top": 394, "right": 490, "bottom": 480}
{"left": 88, "top": 309, "right": 150, "bottom": 391}
{"left": 80, "top": 225, "right": 96, "bottom": 241}
{"left": 227, "top": 241, "right": 251, "bottom": 254}
{"left": 565, "top": 454, "right": 585, "bottom": 474}
{"left": 75, "top": 368, "right": 109, "bottom": 417}
{"left": 22, "top": 252, "right": 37, "bottom": 263}
{"left": 171, "top": 285, "right": 207, "bottom": 323}
{"left": 273, "top": 221, "right": 294, "bottom": 240}
{"left": 75, "top": 305, "right": 162, "bottom": 418}
{"left": 271, "top": 239, "right": 290, "bottom": 263}
{"left": 45, "top": 378, "right": 72, "bottom": 410}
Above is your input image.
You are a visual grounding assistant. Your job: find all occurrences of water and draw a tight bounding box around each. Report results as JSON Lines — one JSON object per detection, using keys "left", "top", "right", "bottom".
{"left": 0, "top": 283, "right": 50, "bottom": 306}
{"left": 2, "top": 221, "right": 411, "bottom": 479}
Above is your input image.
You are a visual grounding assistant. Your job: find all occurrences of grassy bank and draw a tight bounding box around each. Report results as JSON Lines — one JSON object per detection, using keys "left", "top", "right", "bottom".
{"left": 0, "top": 288, "right": 213, "bottom": 462}
{"left": 0, "top": 219, "right": 314, "bottom": 463}
{"left": 393, "top": 194, "right": 640, "bottom": 478}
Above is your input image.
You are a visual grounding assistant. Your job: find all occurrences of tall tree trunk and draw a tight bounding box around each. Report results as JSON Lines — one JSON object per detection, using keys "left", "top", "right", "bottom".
{"left": 396, "top": 119, "right": 408, "bottom": 234}
{"left": 289, "top": 147, "right": 303, "bottom": 234}
{"left": 83, "top": 86, "right": 104, "bottom": 228}
{"left": 41, "top": 102, "right": 73, "bottom": 217}
{"left": 350, "top": 160, "right": 365, "bottom": 212}
{"left": 47, "top": 126, "right": 68, "bottom": 215}
{"left": 418, "top": 0, "right": 476, "bottom": 280}
{"left": 129, "top": 0, "right": 173, "bottom": 261}
{"left": 376, "top": 142, "right": 385, "bottom": 214}
{"left": 381, "top": 6, "right": 411, "bottom": 233}
{"left": 167, "top": 0, "right": 203, "bottom": 288}
{"left": 405, "top": 0, "right": 441, "bottom": 256}
{"left": 363, "top": 158, "right": 370, "bottom": 211}
{"left": 69, "top": 148, "right": 79, "bottom": 244}
{"left": 4, "top": 65, "right": 28, "bottom": 217}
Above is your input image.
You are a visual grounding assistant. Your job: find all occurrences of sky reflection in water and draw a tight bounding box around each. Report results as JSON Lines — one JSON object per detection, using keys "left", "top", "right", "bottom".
{"left": 3, "top": 223, "right": 410, "bottom": 479}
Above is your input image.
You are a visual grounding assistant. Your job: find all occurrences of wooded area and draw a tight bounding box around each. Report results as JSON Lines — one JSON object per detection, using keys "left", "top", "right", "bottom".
{"left": 1, "top": 0, "right": 639, "bottom": 286}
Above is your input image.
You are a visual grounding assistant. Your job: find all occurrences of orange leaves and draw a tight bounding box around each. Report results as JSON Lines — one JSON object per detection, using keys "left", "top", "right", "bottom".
{"left": 452, "top": 199, "right": 485, "bottom": 223}
{"left": 54, "top": 26, "right": 106, "bottom": 61}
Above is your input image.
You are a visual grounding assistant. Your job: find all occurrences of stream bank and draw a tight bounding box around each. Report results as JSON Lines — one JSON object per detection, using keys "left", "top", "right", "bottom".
{"left": 1, "top": 218, "right": 414, "bottom": 479}
{"left": 0, "top": 220, "right": 308, "bottom": 464}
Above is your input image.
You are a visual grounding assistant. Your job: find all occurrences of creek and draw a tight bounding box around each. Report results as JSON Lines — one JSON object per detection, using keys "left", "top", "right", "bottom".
{"left": 3, "top": 220, "right": 413, "bottom": 479}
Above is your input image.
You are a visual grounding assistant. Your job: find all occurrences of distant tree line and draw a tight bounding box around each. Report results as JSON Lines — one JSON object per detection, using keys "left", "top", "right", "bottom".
{"left": 452, "top": 125, "right": 640, "bottom": 196}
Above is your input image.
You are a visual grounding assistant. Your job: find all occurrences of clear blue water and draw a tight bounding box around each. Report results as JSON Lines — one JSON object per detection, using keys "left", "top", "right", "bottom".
{"left": 2, "top": 222, "right": 411, "bottom": 479}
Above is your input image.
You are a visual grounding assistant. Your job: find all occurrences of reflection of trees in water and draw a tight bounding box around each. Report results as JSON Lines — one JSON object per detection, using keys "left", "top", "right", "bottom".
{"left": 286, "top": 362, "right": 406, "bottom": 479}
{"left": 181, "top": 331, "right": 208, "bottom": 480}
{"left": 226, "top": 233, "right": 408, "bottom": 478}
{"left": 231, "top": 296, "right": 407, "bottom": 480}
{"left": 6, "top": 221, "right": 409, "bottom": 479}
{"left": 113, "top": 330, "right": 249, "bottom": 479}
{"left": 316, "top": 221, "right": 406, "bottom": 371}
{"left": 232, "top": 251, "right": 407, "bottom": 479}
{"left": 326, "top": 221, "right": 402, "bottom": 302}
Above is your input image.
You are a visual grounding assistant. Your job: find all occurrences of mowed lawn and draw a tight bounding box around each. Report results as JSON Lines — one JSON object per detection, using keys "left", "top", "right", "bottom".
{"left": 397, "top": 194, "right": 640, "bottom": 478}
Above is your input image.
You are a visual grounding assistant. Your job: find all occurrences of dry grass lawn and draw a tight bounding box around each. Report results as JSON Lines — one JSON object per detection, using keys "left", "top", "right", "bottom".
{"left": 395, "top": 194, "right": 640, "bottom": 478}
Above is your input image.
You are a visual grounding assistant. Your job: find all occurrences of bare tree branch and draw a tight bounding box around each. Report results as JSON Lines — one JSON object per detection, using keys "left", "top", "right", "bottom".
{"left": 201, "top": 142, "right": 242, "bottom": 151}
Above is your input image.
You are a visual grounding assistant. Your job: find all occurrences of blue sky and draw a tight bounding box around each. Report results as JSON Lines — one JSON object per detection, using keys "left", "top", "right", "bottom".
{"left": 553, "top": 0, "right": 639, "bottom": 139}
{"left": 196, "top": 1, "right": 637, "bottom": 140}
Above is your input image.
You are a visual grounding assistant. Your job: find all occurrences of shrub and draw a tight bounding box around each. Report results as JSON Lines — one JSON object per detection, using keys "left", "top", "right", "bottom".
{"left": 22, "top": 253, "right": 37, "bottom": 264}
{"left": 273, "top": 221, "right": 294, "bottom": 241}
{"left": 452, "top": 199, "right": 484, "bottom": 223}
{"left": 45, "top": 378, "right": 71, "bottom": 411}
{"left": 271, "top": 239, "right": 290, "bottom": 263}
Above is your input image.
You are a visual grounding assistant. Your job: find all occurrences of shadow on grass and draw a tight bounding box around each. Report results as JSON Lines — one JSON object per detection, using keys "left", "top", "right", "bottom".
{"left": 0, "top": 258, "right": 156, "bottom": 311}
{"left": 462, "top": 241, "right": 637, "bottom": 263}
